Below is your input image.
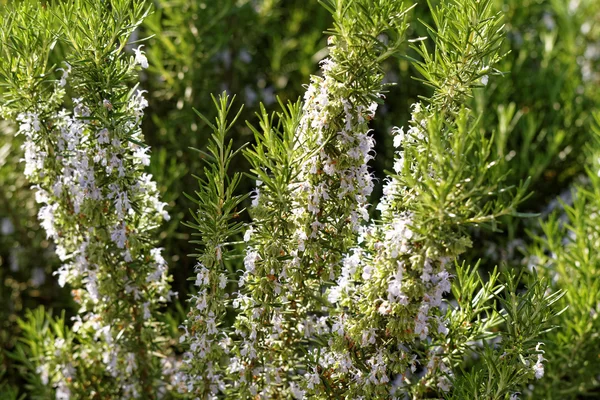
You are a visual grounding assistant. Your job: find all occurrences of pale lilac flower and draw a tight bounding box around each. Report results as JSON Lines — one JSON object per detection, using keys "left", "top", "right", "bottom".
{"left": 57, "top": 62, "right": 71, "bottom": 87}
{"left": 133, "top": 45, "right": 149, "bottom": 68}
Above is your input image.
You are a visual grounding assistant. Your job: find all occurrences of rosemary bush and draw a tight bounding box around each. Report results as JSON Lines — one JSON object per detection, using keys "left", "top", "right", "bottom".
{"left": 0, "top": 0, "right": 599, "bottom": 399}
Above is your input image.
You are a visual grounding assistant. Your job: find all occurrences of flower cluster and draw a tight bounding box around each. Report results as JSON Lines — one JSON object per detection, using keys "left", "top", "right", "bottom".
{"left": 295, "top": 54, "right": 377, "bottom": 239}
{"left": 175, "top": 262, "right": 229, "bottom": 396}
{"left": 322, "top": 104, "right": 456, "bottom": 398}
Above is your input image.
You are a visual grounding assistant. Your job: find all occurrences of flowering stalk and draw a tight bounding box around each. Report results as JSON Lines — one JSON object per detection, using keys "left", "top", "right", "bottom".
{"left": 229, "top": 0, "right": 413, "bottom": 397}
{"left": 323, "top": 0, "right": 533, "bottom": 398}
{"left": 175, "top": 93, "right": 247, "bottom": 397}
{"left": 0, "top": 1, "right": 175, "bottom": 397}
{"left": 223, "top": 99, "right": 306, "bottom": 397}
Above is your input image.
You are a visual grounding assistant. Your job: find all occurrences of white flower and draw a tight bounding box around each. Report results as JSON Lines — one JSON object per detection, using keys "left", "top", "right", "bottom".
{"left": 437, "top": 376, "right": 451, "bottom": 392}
{"left": 387, "top": 261, "right": 404, "bottom": 300}
{"left": 195, "top": 291, "right": 208, "bottom": 311}
{"left": 342, "top": 250, "right": 362, "bottom": 275}
{"left": 133, "top": 45, "right": 149, "bottom": 68}
{"left": 114, "top": 191, "right": 131, "bottom": 219}
{"left": 195, "top": 264, "right": 210, "bottom": 287}
{"left": 533, "top": 353, "right": 545, "bottom": 379}
{"left": 55, "top": 266, "right": 69, "bottom": 287}
{"left": 129, "top": 89, "right": 149, "bottom": 113}
{"left": 17, "top": 112, "right": 41, "bottom": 134}
{"left": 244, "top": 249, "right": 260, "bottom": 273}
{"left": 85, "top": 271, "right": 100, "bottom": 303}
{"left": 327, "top": 284, "right": 343, "bottom": 304}
{"left": 96, "top": 128, "right": 110, "bottom": 144}
{"left": 392, "top": 126, "right": 404, "bottom": 148}
{"left": 152, "top": 198, "right": 170, "bottom": 221}
{"left": 414, "top": 306, "right": 429, "bottom": 340}
{"left": 362, "top": 264, "right": 373, "bottom": 280}
{"left": 533, "top": 342, "right": 546, "bottom": 379}
{"left": 437, "top": 318, "right": 449, "bottom": 335}
{"left": 219, "top": 274, "right": 227, "bottom": 289}
{"left": 290, "top": 382, "right": 306, "bottom": 399}
{"left": 36, "top": 364, "right": 49, "bottom": 385}
{"left": 307, "top": 367, "right": 321, "bottom": 389}
{"left": 57, "top": 62, "right": 71, "bottom": 87}
{"left": 393, "top": 157, "right": 404, "bottom": 174}
{"left": 361, "top": 328, "right": 376, "bottom": 346}
{"left": 535, "top": 342, "right": 545, "bottom": 353}
{"left": 55, "top": 381, "right": 71, "bottom": 400}
{"left": 244, "top": 226, "right": 254, "bottom": 242}
{"left": 110, "top": 222, "right": 127, "bottom": 248}
{"left": 133, "top": 145, "right": 151, "bottom": 166}
{"left": 38, "top": 204, "right": 58, "bottom": 239}
{"left": 378, "top": 301, "right": 392, "bottom": 315}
